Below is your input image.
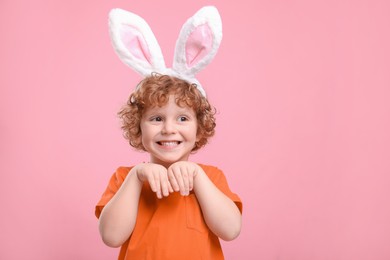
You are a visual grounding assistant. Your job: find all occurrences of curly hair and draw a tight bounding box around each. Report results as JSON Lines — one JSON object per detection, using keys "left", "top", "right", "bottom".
{"left": 118, "top": 73, "right": 216, "bottom": 152}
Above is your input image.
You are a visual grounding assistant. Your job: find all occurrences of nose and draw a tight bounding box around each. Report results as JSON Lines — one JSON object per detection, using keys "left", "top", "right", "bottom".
{"left": 161, "top": 119, "right": 177, "bottom": 135}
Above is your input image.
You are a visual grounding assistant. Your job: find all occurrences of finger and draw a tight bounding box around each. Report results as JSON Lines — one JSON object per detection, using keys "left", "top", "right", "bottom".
{"left": 181, "top": 166, "right": 190, "bottom": 196}
{"left": 168, "top": 168, "right": 180, "bottom": 192}
{"left": 152, "top": 173, "right": 162, "bottom": 199}
{"left": 148, "top": 174, "right": 157, "bottom": 193}
{"left": 168, "top": 181, "right": 174, "bottom": 193}
{"left": 160, "top": 170, "right": 170, "bottom": 197}
{"left": 188, "top": 166, "right": 194, "bottom": 191}
{"left": 173, "top": 167, "right": 186, "bottom": 196}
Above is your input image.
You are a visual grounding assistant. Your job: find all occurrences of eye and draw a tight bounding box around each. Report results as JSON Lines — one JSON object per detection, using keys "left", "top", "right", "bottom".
{"left": 178, "top": 116, "right": 189, "bottom": 122}
{"left": 151, "top": 116, "right": 163, "bottom": 122}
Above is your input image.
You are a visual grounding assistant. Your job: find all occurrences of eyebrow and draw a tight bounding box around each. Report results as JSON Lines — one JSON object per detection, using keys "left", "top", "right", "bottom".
{"left": 148, "top": 104, "right": 194, "bottom": 112}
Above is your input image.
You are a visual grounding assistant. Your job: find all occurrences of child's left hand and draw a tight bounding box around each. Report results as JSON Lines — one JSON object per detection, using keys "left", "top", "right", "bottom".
{"left": 167, "top": 161, "right": 201, "bottom": 196}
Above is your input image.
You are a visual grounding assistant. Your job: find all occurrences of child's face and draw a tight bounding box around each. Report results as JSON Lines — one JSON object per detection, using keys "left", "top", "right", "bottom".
{"left": 140, "top": 95, "right": 199, "bottom": 168}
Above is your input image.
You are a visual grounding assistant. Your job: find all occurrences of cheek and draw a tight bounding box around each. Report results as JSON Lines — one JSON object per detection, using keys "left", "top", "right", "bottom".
{"left": 195, "top": 125, "right": 202, "bottom": 140}
{"left": 139, "top": 124, "right": 149, "bottom": 143}
{"left": 140, "top": 122, "right": 151, "bottom": 136}
{"left": 140, "top": 123, "right": 159, "bottom": 143}
{"left": 140, "top": 130, "right": 151, "bottom": 144}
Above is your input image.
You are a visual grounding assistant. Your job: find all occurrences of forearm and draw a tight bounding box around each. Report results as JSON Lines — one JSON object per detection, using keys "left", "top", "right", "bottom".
{"left": 98, "top": 169, "right": 143, "bottom": 247}
{"left": 193, "top": 171, "right": 242, "bottom": 241}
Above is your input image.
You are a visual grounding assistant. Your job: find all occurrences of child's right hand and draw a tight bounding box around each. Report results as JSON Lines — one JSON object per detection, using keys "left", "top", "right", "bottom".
{"left": 134, "top": 163, "right": 174, "bottom": 199}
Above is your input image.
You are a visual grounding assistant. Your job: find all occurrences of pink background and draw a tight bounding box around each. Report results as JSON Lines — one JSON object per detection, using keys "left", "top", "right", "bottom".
{"left": 1, "top": 0, "right": 390, "bottom": 259}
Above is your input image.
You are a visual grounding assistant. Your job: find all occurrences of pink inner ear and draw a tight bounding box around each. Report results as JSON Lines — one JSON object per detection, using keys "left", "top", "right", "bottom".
{"left": 120, "top": 24, "right": 152, "bottom": 64}
{"left": 185, "top": 24, "right": 213, "bottom": 67}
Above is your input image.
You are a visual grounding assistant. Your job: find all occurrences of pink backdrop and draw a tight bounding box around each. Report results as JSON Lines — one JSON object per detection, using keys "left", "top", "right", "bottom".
{"left": 1, "top": 0, "right": 390, "bottom": 259}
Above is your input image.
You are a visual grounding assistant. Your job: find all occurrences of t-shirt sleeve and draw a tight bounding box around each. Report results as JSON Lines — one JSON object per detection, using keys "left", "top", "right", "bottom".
{"left": 203, "top": 165, "right": 243, "bottom": 213}
{"left": 95, "top": 167, "right": 131, "bottom": 219}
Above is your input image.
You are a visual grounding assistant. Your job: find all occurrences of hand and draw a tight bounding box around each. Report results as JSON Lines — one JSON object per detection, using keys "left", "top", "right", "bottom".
{"left": 167, "top": 161, "right": 201, "bottom": 196}
{"left": 134, "top": 163, "right": 173, "bottom": 199}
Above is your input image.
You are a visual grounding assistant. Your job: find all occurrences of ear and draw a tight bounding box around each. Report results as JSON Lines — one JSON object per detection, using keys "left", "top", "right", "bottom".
{"left": 172, "top": 6, "right": 222, "bottom": 78}
{"left": 109, "top": 8, "right": 166, "bottom": 76}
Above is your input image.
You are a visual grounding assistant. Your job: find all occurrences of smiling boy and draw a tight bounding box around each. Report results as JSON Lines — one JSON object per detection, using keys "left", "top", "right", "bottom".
{"left": 95, "top": 74, "right": 242, "bottom": 259}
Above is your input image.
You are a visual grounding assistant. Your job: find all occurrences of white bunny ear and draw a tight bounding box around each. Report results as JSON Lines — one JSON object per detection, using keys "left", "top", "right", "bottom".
{"left": 172, "top": 6, "right": 222, "bottom": 81}
{"left": 109, "top": 8, "right": 166, "bottom": 76}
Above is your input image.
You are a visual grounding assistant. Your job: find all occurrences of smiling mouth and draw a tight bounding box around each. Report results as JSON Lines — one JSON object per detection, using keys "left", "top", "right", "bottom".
{"left": 157, "top": 141, "right": 182, "bottom": 147}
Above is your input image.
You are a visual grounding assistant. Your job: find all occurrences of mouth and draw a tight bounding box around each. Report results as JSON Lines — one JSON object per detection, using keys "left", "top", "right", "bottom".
{"left": 157, "top": 141, "right": 182, "bottom": 147}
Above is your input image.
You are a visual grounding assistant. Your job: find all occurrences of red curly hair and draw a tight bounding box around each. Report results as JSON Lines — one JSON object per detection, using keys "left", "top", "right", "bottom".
{"left": 118, "top": 73, "right": 216, "bottom": 151}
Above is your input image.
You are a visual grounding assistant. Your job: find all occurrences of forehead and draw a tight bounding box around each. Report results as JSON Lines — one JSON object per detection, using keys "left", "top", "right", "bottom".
{"left": 144, "top": 96, "right": 196, "bottom": 115}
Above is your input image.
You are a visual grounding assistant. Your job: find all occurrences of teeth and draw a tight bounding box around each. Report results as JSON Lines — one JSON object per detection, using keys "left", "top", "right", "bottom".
{"left": 159, "top": 141, "right": 180, "bottom": 146}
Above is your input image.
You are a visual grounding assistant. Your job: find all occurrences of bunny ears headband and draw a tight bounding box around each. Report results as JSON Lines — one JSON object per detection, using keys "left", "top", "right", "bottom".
{"left": 108, "top": 6, "right": 223, "bottom": 97}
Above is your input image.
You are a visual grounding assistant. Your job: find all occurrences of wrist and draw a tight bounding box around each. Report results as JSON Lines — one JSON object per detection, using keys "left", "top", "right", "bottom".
{"left": 129, "top": 166, "right": 144, "bottom": 185}
{"left": 193, "top": 166, "right": 206, "bottom": 189}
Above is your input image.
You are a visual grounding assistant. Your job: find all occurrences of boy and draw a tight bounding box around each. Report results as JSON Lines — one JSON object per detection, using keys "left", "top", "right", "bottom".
{"left": 96, "top": 74, "right": 242, "bottom": 259}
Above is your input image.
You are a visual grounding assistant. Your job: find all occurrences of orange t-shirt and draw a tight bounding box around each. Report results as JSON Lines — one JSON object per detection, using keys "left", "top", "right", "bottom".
{"left": 95, "top": 164, "right": 242, "bottom": 260}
